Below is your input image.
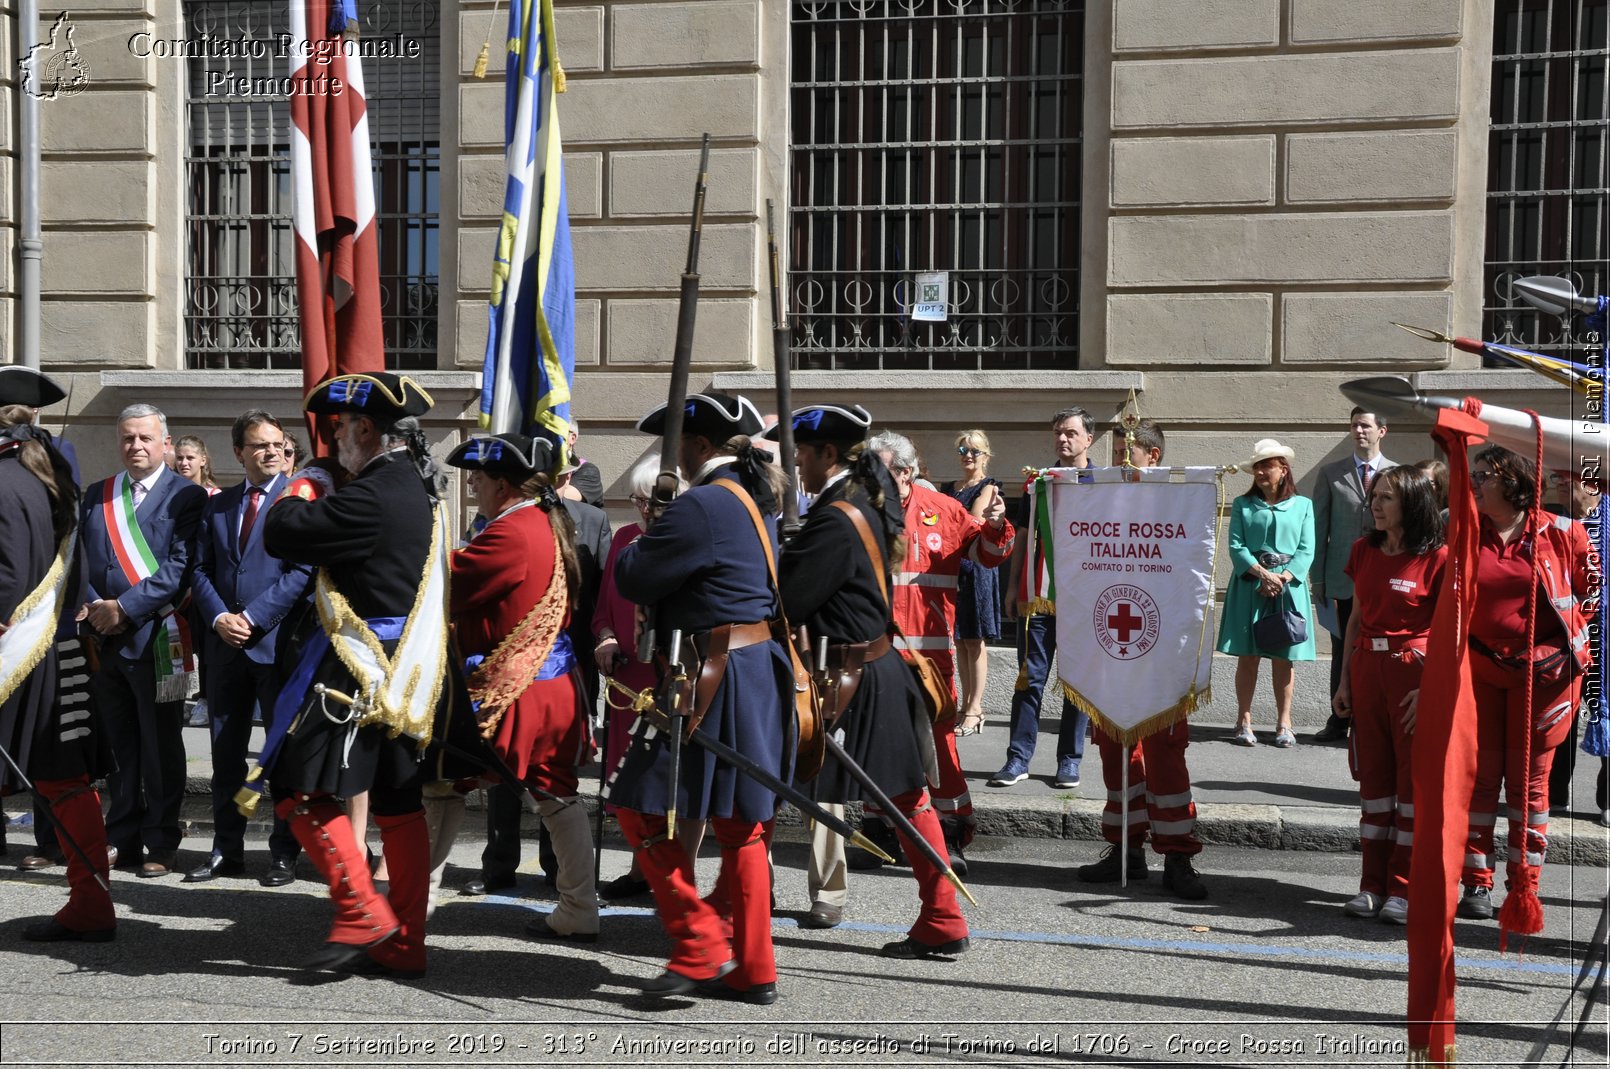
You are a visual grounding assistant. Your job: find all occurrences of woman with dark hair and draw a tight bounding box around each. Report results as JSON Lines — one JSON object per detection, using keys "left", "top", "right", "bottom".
{"left": 0, "top": 375, "right": 117, "bottom": 942}
{"left": 1332, "top": 466, "right": 1446, "bottom": 924}
{"left": 1457, "top": 445, "right": 1596, "bottom": 921}
{"left": 1217, "top": 439, "right": 1317, "bottom": 747}
{"left": 1413, "top": 457, "right": 1449, "bottom": 512}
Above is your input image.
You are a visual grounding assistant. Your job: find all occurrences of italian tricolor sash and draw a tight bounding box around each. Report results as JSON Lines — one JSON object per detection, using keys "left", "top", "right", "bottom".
{"left": 102, "top": 474, "right": 198, "bottom": 702}
{"left": 1017, "top": 470, "right": 1056, "bottom": 615}
{"left": 0, "top": 529, "right": 77, "bottom": 709}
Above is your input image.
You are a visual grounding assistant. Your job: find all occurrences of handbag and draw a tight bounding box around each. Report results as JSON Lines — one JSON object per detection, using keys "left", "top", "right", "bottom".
{"left": 832, "top": 500, "right": 958, "bottom": 727}
{"left": 1252, "top": 588, "right": 1309, "bottom": 651}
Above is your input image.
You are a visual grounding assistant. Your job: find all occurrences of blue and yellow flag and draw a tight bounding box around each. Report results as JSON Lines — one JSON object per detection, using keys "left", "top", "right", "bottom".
{"left": 481, "top": 0, "right": 574, "bottom": 456}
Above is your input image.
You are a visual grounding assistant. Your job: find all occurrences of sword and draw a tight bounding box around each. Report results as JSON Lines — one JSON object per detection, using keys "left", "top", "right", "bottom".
{"left": 624, "top": 691, "right": 894, "bottom": 863}
{"left": 311, "top": 683, "right": 575, "bottom": 812}
{"left": 822, "top": 731, "right": 977, "bottom": 906}
{"left": 0, "top": 740, "right": 109, "bottom": 892}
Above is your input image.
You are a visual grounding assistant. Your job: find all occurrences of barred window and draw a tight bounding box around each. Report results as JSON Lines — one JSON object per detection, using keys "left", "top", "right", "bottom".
{"left": 183, "top": 1, "right": 440, "bottom": 370}
{"left": 788, "top": 0, "right": 1084, "bottom": 371}
{"left": 1484, "top": 0, "right": 1608, "bottom": 361}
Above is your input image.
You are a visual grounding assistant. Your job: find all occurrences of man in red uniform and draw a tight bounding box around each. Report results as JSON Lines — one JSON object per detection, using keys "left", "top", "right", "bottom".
{"left": 442, "top": 433, "right": 598, "bottom": 941}
{"left": 1075, "top": 421, "right": 1207, "bottom": 899}
{"left": 859, "top": 429, "right": 1013, "bottom": 874}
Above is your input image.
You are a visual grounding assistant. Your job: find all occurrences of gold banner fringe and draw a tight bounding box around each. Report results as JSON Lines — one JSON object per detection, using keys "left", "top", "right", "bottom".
{"left": 1018, "top": 598, "right": 1057, "bottom": 616}
{"left": 1405, "top": 1044, "right": 1456, "bottom": 1066}
{"left": 1060, "top": 679, "right": 1209, "bottom": 749}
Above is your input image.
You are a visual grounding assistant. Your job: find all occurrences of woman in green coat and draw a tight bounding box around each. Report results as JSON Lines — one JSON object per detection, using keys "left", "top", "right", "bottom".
{"left": 1217, "top": 439, "right": 1316, "bottom": 748}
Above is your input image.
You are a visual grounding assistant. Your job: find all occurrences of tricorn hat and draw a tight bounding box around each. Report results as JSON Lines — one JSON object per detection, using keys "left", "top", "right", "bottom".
{"left": 762, "top": 404, "right": 873, "bottom": 445}
{"left": 636, "top": 390, "right": 764, "bottom": 440}
{"left": 304, "top": 373, "right": 433, "bottom": 423}
{"left": 445, "top": 432, "right": 554, "bottom": 480}
{"left": 0, "top": 366, "right": 67, "bottom": 409}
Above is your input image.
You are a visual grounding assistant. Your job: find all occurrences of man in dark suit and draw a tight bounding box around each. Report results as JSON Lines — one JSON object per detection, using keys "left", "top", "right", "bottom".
{"left": 1310, "top": 407, "right": 1395, "bottom": 742}
{"left": 184, "top": 410, "right": 312, "bottom": 885}
{"left": 80, "top": 403, "right": 207, "bottom": 877}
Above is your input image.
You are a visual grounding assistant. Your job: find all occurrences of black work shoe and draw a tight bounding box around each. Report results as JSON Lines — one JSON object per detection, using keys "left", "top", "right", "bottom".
{"left": 1162, "top": 854, "right": 1208, "bottom": 900}
{"left": 597, "top": 872, "right": 651, "bottom": 900}
{"left": 1314, "top": 716, "right": 1350, "bottom": 743}
{"left": 700, "top": 977, "right": 777, "bottom": 1005}
{"left": 1456, "top": 885, "right": 1494, "bottom": 920}
{"left": 524, "top": 912, "right": 599, "bottom": 943}
{"left": 22, "top": 918, "right": 116, "bottom": 943}
{"left": 1077, "top": 844, "right": 1149, "bottom": 884}
{"left": 880, "top": 935, "right": 970, "bottom": 959}
{"left": 798, "top": 902, "right": 842, "bottom": 929}
{"left": 461, "top": 874, "right": 517, "bottom": 897}
{"left": 258, "top": 858, "right": 296, "bottom": 887}
{"left": 182, "top": 856, "right": 245, "bottom": 883}
{"left": 642, "top": 959, "right": 735, "bottom": 998}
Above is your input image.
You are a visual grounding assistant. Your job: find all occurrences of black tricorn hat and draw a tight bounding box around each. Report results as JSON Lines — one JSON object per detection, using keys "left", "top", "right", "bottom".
{"left": 762, "top": 404, "right": 873, "bottom": 445}
{"left": 446, "top": 432, "right": 554, "bottom": 479}
{"left": 304, "top": 373, "right": 433, "bottom": 422}
{"left": 0, "top": 366, "right": 67, "bottom": 408}
{"left": 636, "top": 390, "right": 764, "bottom": 440}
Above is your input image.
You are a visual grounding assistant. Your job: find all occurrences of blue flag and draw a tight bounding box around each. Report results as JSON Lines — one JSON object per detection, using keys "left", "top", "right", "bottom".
{"left": 481, "top": 0, "right": 574, "bottom": 458}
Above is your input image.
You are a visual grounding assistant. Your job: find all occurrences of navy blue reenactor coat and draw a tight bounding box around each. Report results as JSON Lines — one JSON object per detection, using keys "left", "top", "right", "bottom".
{"left": 609, "top": 463, "right": 794, "bottom": 824}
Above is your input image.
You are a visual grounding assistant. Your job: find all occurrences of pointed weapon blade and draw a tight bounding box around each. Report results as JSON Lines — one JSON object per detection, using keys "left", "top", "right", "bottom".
{"left": 1514, "top": 275, "right": 1596, "bottom": 316}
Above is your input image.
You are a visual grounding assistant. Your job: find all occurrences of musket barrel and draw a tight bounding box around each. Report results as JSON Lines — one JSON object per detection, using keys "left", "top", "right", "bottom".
{"left": 766, "top": 197, "right": 801, "bottom": 537}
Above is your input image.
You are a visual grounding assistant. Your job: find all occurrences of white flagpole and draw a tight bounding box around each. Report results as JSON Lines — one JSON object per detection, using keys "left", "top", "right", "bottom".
{"left": 1120, "top": 745, "right": 1130, "bottom": 887}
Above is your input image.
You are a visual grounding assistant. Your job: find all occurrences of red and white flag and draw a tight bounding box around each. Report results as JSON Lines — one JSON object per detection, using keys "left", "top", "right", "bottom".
{"left": 289, "top": 0, "right": 383, "bottom": 455}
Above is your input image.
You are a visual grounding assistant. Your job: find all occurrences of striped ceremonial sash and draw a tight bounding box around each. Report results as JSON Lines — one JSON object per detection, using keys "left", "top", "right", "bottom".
{"left": 102, "top": 474, "right": 196, "bottom": 701}
{"left": 1018, "top": 471, "right": 1056, "bottom": 615}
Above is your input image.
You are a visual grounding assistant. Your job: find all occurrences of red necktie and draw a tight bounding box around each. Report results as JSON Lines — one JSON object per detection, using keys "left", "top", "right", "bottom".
{"left": 238, "top": 486, "right": 262, "bottom": 552}
{"left": 1361, "top": 464, "right": 1374, "bottom": 497}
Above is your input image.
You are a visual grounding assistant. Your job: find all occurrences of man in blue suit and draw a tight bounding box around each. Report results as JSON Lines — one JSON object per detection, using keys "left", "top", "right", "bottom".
{"left": 184, "top": 410, "right": 312, "bottom": 885}
{"left": 80, "top": 403, "right": 207, "bottom": 877}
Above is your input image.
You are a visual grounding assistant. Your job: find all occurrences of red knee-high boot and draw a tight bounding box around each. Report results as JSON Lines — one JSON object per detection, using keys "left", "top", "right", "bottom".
{"left": 368, "top": 809, "right": 430, "bottom": 975}
{"left": 618, "top": 809, "right": 732, "bottom": 982}
{"left": 889, "top": 788, "right": 969, "bottom": 947}
{"left": 712, "top": 817, "right": 776, "bottom": 994}
{"left": 277, "top": 795, "right": 399, "bottom": 962}
{"left": 37, "top": 776, "right": 115, "bottom": 936}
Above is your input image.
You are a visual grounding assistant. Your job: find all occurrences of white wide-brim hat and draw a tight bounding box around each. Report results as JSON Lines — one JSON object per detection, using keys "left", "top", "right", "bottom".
{"left": 1244, "top": 438, "right": 1296, "bottom": 468}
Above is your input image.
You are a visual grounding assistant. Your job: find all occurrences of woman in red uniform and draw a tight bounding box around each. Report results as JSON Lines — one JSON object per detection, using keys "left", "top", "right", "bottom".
{"left": 445, "top": 433, "right": 599, "bottom": 941}
{"left": 1456, "top": 445, "right": 1595, "bottom": 921}
{"left": 1331, "top": 465, "right": 1446, "bottom": 925}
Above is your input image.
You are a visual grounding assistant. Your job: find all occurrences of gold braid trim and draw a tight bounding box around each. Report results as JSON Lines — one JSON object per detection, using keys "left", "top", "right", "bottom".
{"left": 467, "top": 519, "right": 568, "bottom": 740}
{"left": 1061, "top": 679, "right": 1210, "bottom": 749}
{"left": 1406, "top": 1044, "right": 1456, "bottom": 1066}
{"left": 0, "top": 532, "right": 74, "bottom": 709}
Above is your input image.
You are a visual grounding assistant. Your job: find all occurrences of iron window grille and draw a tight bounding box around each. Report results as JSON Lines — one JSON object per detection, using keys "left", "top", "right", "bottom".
{"left": 183, "top": 1, "right": 440, "bottom": 370}
{"left": 1484, "top": 0, "right": 1608, "bottom": 362}
{"left": 788, "top": 0, "right": 1084, "bottom": 371}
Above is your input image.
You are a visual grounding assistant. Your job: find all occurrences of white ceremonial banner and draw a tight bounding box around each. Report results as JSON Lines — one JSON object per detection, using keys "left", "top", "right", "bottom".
{"left": 1046, "top": 466, "right": 1221, "bottom": 745}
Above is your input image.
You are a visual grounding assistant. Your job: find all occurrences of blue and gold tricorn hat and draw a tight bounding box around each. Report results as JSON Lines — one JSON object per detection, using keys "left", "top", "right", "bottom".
{"left": 445, "top": 432, "right": 555, "bottom": 479}
{"left": 303, "top": 372, "right": 433, "bottom": 422}
{"left": 762, "top": 404, "right": 872, "bottom": 445}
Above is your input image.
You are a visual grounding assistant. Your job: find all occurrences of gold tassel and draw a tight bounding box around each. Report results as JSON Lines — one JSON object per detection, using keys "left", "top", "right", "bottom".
{"left": 473, "top": 41, "right": 490, "bottom": 79}
{"left": 554, "top": 59, "right": 566, "bottom": 93}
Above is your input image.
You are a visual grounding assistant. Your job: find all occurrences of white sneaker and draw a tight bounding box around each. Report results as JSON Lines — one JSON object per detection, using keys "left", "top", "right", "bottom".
{"left": 187, "top": 700, "right": 210, "bottom": 727}
{"left": 1378, "top": 896, "right": 1409, "bottom": 925}
{"left": 1343, "top": 891, "right": 1382, "bottom": 917}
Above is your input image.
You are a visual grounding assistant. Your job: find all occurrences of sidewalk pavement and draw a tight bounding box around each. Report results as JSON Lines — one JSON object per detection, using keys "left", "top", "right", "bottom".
{"left": 165, "top": 686, "right": 1609, "bottom": 868}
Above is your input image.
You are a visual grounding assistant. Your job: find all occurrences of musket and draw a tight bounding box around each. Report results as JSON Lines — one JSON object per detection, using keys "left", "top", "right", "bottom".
{"left": 0, "top": 740, "right": 109, "bottom": 892}
{"left": 766, "top": 198, "right": 801, "bottom": 542}
{"left": 638, "top": 133, "right": 712, "bottom": 665}
{"left": 662, "top": 630, "right": 688, "bottom": 840}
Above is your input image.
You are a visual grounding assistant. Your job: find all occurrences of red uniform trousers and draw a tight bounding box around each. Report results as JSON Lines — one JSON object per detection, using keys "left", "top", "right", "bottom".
{"left": 37, "top": 776, "right": 114, "bottom": 933}
{"left": 618, "top": 809, "right": 775, "bottom": 990}
{"left": 887, "top": 787, "right": 969, "bottom": 944}
{"left": 1461, "top": 655, "right": 1579, "bottom": 891}
{"left": 1345, "top": 646, "right": 1422, "bottom": 898}
{"left": 1091, "top": 720, "right": 1200, "bottom": 856}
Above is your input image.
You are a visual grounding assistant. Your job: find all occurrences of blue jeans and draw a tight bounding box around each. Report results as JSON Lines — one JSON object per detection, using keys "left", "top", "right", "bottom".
{"left": 1005, "top": 614, "right": 1087, "bottom": 767}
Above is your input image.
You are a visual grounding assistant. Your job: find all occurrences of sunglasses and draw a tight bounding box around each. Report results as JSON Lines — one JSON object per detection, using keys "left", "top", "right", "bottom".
{"left": 1470, "top": 470, "right": 1496, "bottom": 487}
{"left": 957, "top": 446, "right": 985, "bottom": 458}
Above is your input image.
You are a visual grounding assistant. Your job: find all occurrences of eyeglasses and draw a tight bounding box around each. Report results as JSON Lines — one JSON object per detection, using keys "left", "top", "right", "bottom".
{"left": 629, "top": 494, "right": 652, "bottom": 507}
{"left": 1470, "top": 470, "right": 1495, "bottom": 487}
{"left": 957, "top": 446, "right": 985, "bottom": 458}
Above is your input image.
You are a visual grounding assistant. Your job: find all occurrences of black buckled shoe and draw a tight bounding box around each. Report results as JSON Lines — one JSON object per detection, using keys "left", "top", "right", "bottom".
{"left": 642, "top": 959, "right": 735, "bottom": 998}
{"left": 183, "top": 855, "right": 245, "bottom": 883}
{"left": 700, "top": 977, "right": 778, "bottom": 1006}
{"left": 259, "top": 858, "right": 296, "bottom": 887}
{"left": 879, "top": 935, "right": 970, "bottom": 959}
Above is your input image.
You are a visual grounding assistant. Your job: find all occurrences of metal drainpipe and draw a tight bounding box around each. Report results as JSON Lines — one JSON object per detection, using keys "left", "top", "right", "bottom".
{"left": 17, "top": 0, "right": 43, "bottom": 370}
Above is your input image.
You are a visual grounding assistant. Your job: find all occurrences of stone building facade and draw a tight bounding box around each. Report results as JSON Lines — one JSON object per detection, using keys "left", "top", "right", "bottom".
{"left": 1, "top": 0, "right": 1588, "bottom": 499}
